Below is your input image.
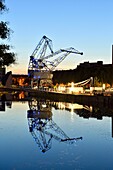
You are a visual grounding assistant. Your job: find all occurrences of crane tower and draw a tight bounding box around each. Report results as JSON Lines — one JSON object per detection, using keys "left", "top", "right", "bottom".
{"left": 28, "top": 35, "right": 83, "bottom": 88}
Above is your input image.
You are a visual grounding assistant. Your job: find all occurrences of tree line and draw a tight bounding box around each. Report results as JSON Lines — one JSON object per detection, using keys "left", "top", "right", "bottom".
{"left": 0, "top": 0, "right": 16, "bottom": 68}
{"left": 52, "top": 64, "right": 113, "bottom": 86}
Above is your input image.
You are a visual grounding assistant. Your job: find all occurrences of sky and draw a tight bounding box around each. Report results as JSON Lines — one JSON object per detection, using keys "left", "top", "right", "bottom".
{"left": 1, "top": 0, "right": 113, "bottom": 74}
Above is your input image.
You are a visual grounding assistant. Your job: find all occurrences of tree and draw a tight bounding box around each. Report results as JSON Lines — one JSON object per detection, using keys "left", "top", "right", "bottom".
{"left": 0, "top": 0, "right": 16, "bottom": 68}
{"left": 0, "top": 0, "right": 6, "bottom": 11}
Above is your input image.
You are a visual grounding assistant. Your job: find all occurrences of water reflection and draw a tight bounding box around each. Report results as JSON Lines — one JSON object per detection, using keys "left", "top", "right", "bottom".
{"left": 52, "top": 102, "right": 93, "bottom": 113}
{"left": 51, "top": 101, "right": 113, "bottom": 120}
{"left": 0, "top": 94, "right": 12, "bottom": 111}
{"left": 52, "top": 101, "right": 113, "bottom": 138}
{"left": 1, "top": 93, "right": 113, "bottom": 169}
{"left": 27, "top": 99, "right": 82, "bottom": 153}
{"left": 1, "top": 92, "right": 113, "bottom": 145}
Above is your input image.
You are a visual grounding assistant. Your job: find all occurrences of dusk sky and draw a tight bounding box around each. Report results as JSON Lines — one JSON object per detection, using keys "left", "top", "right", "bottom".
{"left": 2, "top": 0, "right": 113, "bottom": 74}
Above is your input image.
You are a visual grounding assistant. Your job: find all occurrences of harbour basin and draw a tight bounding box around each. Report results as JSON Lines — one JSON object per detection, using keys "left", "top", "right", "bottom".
{"left": 0, "top": 98, "right": 113, "bottom": 170}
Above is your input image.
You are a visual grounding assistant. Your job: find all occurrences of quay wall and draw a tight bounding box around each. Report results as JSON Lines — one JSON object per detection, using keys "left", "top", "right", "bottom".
{"left": 28, "top": 90, "right": 113, "bottom": 108}
{"left": 0, "top": 87, "right": 113, "bottom": 108}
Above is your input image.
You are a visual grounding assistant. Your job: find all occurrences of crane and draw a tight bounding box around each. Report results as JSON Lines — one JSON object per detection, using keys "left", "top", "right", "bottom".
{"left": 38, "top": 47, "right": 83, "bottom": 71}
{"left": 27, "top": 99, "right": 82, "bottom": 153}
{"left": 28, "top": 35, "right": 83, "bottom": 88}
{"left": 28, "top": 35, "right": 53, "bottom": 71}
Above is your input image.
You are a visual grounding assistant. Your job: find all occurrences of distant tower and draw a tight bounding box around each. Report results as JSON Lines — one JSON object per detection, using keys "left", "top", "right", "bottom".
{"left": 112, "top": 45, "right": 113, "bottom": 66}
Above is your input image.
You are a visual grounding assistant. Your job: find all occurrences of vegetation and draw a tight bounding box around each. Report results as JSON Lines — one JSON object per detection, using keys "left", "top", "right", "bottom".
{"left": 0, "top": 0, "right": 16, "bottom": 68}
{"left": 52, "top": 64, "right": 113, "bottom": 86}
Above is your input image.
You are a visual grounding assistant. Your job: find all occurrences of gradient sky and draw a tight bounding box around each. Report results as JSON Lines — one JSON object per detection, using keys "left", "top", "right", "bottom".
{"left": 2, "top": 0, "right": 113, "bottom": 74}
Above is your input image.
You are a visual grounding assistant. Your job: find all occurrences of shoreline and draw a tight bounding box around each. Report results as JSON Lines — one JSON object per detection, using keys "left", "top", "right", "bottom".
{"left": 0, "top": 87, "right": 113, "bottom": 108}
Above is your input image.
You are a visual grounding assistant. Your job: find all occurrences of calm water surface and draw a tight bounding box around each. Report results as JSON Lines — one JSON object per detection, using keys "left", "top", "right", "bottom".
{"left": 0, "top": 99, "right": 113, "bottom": 170}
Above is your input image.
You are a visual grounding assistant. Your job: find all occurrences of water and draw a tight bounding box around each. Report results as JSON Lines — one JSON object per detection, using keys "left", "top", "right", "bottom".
{"left": 0, "top": 97, "right": 113, "bottom": 170}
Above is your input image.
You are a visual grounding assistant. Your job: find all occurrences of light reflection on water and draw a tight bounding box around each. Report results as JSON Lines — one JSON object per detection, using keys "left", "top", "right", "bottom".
{"left": 0, "top": 96, "right": 113, "bottom": 169}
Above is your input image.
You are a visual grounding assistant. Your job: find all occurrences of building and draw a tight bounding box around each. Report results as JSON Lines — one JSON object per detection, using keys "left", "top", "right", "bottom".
{"left": 12, "top": 74, "right": 29, "bottom": 86}
{"left": 77, "top": 44, "right": 113, "bottom": 69}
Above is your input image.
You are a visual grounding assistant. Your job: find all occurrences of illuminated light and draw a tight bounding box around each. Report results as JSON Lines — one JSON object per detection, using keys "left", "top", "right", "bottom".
{"left": 71, "top": 82, "right": 74, "bottom": 88}
{"left": 102, "top": 84, "right": 105, "bottom": 90}
{"left": 70, "top": 109, "right": 74, "bottom": 122}
{"left": 70, "top": 103, "right": 74, "bottom": 113}
{"left": 42, "top": 104, "right": 46, "bottom": 108}
{"left": 19, "top": 92, "right": 25, "bottom": 99}
{"left": 90, "top": 87, "right": 94, "bottom": 92}
{"left": 58, "top": 102, "right": 65, "bottom": 109}
{"left": 89, "top": 106, "right": 93, "bottom": 112}
{"left": 33, "top": 110, "right": 36, "bottom": 114}
{"left": 70, "top": 114, "right": 74, "bottom": 122}
{"left": 68, "top": 103, "right": 84, "bottom": 110}
{"left": 58, "top": 85, "right": 66, "bottom": 92}
{"left": 33, "top": 76, "right": 36, "bottom": 79}
{"left": 69, "top": 82, "right": 74, "bottom": 93}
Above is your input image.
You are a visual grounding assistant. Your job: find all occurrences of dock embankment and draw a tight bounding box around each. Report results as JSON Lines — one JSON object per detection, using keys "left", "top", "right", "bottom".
{"left": 28, "top": 90, "right": 113, "bottom": 108}
{"left": 0, "top": 87, "right": 113, "bottom": 108}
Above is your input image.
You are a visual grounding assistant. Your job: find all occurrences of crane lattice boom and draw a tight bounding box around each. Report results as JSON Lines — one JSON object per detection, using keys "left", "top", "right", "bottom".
{"left": 28, "top": 36, "right": 83, "bottom": 72}
{"left": 44, "top": 47, "right": 83, "bottom": 71}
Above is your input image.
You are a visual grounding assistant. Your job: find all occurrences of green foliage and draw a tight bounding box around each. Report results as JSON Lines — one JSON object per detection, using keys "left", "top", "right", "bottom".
{"left": 0, "top": 21, "right": 10, "bottom": 39}
{"left": 0, "top": 44, "right": 16, "bottom": 66}
{"left": 0, "top": 0, "right": 7, "bottom": 12}
{"left": 0, "top": 0, "right": 16, "bottom": 68}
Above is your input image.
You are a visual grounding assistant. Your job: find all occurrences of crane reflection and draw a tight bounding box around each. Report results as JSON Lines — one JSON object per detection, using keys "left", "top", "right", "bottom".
{"left": 27, "top": 98, "right": 82, "bottom": 153}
